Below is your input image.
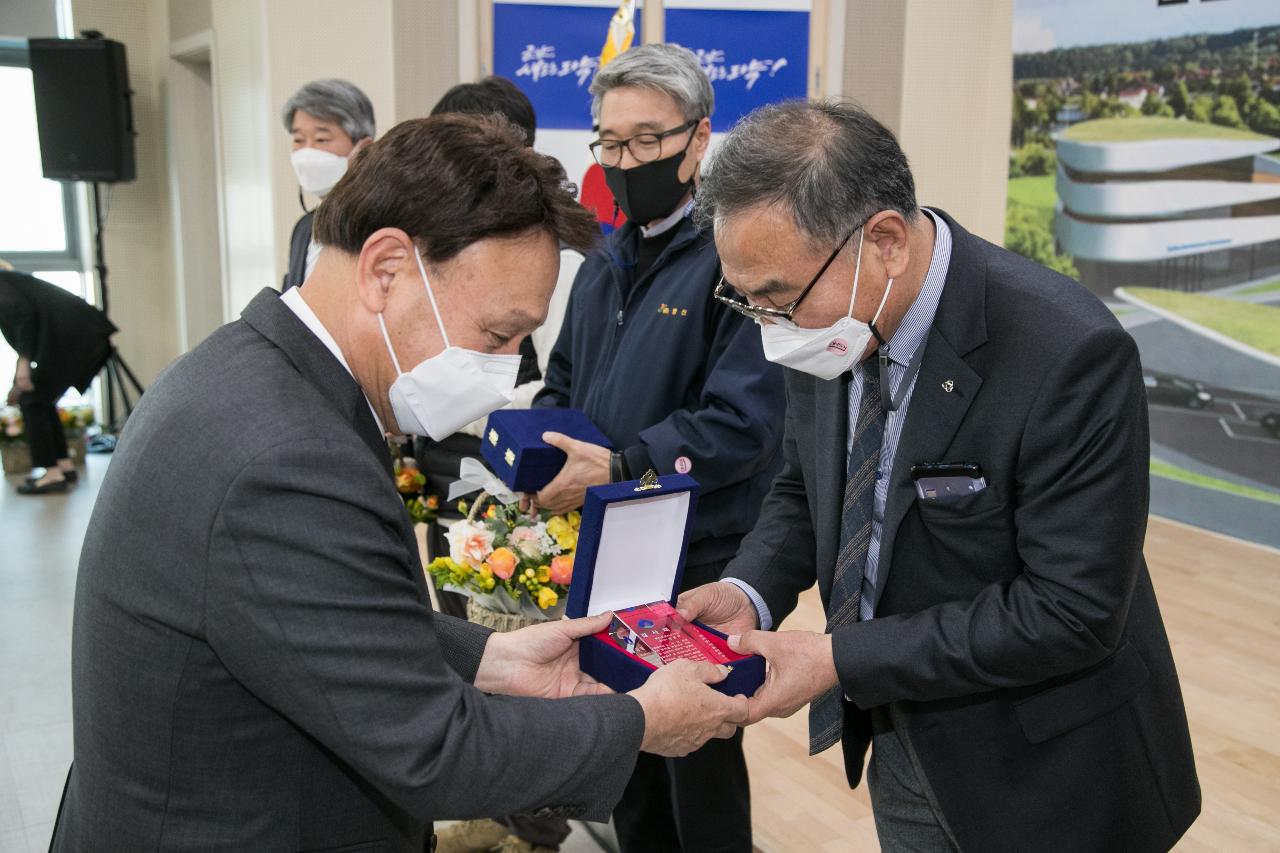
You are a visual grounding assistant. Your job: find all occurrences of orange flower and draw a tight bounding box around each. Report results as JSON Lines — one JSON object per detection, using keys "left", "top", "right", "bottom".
{"left": 488, "top": 547, "right": 518, "bottom": 580}
{"left": 549, "top": 554, "right": 574, "bottom": 585}
{"left": 395, "top": 468, "right": 425, "bottom": 494}
{"left": 425, "top": 495, "right": 440, "bottom": 510}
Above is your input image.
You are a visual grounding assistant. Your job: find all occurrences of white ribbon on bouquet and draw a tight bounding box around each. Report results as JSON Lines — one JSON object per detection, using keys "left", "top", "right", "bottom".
{"left": 447, "top": 457, "right": 520, "bottom": 506}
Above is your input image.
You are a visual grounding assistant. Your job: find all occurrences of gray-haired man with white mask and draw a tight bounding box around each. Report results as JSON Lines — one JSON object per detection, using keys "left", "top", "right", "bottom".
{"left": 280, "top": 78, "right": 376, "bottom": 291}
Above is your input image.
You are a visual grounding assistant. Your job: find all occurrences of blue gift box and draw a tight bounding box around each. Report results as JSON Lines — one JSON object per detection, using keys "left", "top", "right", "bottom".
{"left": 566, "top": 473, "right": 765, "bottom": 697}
{"left": 481, "top": 408, "right": 612, "bottom": 493}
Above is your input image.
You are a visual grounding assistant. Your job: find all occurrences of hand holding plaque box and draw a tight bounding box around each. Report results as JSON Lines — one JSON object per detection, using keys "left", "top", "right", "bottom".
{"left": 566, "top": 471, "right": 764, "bottom": 697}
{"left": 482, "top": 408, "right": 612, "bottom": 493}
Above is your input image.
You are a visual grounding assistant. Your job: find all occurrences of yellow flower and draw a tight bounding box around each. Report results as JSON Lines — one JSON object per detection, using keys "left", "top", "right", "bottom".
{"left": 537, "top": 587, "right": 558, "bottom": 609}
{"left": 546, "top": 516, "right": 577, "bottom": 552}
{"left": 546, "top": 516, "right": 571, "bottom": 540}
{"left": 536, "top": 565, "right": 551, "bottom": 583}
{"left": 567, "top": 511, "right": 581, "bottom": 531}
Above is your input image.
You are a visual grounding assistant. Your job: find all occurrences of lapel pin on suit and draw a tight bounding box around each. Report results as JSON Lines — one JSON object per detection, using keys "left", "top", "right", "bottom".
{"left": 942, "top": 379, "right": 955, "bottom": 393}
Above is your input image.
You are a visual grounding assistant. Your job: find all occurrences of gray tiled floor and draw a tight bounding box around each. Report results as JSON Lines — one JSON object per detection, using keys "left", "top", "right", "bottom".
{"left": 1, "top": 456, "right": 102, "bottom": 853}
{"left": 0, "top": 455, "right": 611, "bottom": 853}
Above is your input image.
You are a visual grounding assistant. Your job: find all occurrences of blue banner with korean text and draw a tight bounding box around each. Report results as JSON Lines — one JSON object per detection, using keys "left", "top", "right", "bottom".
{"left": 493, "top": 2, "right": 640, "bottom": 130}
{"left": 664, "top": 4, "right": 809, "bottom": 133}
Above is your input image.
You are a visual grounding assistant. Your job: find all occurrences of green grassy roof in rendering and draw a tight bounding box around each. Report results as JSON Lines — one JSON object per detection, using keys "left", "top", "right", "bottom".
{"left": 1060, "top": 117, "right": 1271, "bottom": 143}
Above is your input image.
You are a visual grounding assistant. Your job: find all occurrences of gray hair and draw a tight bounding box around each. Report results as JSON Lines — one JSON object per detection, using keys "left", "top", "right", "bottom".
{"left": 590, "top": 43, "right": 714, "bottom": 123}
{"left": 696, "top": 100, "right": 918, "bottom": 246}
{"left": 281, "top": 78, "right": 376, "bottom": 143}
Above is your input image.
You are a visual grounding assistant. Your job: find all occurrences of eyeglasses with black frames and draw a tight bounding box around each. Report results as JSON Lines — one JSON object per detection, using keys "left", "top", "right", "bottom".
{"left": 589, "top": 119, "right": 700, "bottom": 169}
{"left": 713, "top": 225, "right": 862, "bottom": 322}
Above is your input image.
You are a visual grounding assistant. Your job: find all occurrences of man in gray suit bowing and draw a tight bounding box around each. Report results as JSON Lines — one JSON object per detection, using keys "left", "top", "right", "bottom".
{"left": 680, "top": 101, "right": 1199, "bottom": 852}
{"left": 52, "top": 114, "right": 747, "bottom": 853}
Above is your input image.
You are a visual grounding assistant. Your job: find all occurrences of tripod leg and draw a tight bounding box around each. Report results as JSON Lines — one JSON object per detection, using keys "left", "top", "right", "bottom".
{"left": 112, "top": 352, "right": 146, "bottom": 398}
{"left": 103, "top": 356, "right": 120, "bottom": 432}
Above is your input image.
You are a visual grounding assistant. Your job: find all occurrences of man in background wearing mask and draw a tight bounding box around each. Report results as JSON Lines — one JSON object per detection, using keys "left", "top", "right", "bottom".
{"left": 53, "top": 114, "right": 750, "bottom": 853}
{"left": 679, "top": 100, "right": 1200, "bottom": 852}
{"left": 280, "top": 78, "right": 376, "bottom": 291}
{"left": 532, "top": 43, "right": 785, "bottom": 853}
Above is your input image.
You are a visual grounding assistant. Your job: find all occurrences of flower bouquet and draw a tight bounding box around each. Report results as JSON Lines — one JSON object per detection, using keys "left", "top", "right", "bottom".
{"left": 393, "top": 457, "right": 441, "bottom": 526}
{"left": 58, "top": 404, "right": 97, "bottom": 437}
{"left": 426, "top": 496, "right": 579, "bottom": 629}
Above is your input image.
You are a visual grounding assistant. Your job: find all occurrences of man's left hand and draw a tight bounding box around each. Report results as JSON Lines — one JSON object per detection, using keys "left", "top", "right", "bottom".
{"left": 474, "top": 612, "right": 615, "bottom": 699}
{"left": 533, "top": 432, "right": 611, "bottom": 515}
{"left": 729, "top": 630, "right": 838, "bottom": 724}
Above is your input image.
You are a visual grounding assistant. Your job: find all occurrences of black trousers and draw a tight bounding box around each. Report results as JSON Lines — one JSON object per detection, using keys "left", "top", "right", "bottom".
{"left": 612, "top": 557, "right": 752, "bottom": 853}
{"left": 613, "top": 728, "right": 751, "bottom": 853}
{"left": 19, "top": 390, "right": 68, "bottom": 469}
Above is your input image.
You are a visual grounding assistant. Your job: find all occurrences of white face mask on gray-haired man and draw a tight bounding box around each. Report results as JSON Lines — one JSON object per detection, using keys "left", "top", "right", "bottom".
{"left": 290, "top": 109, "right": 372, "bottom": 197}
{"left": 712, "top": 206, "right": 931, "bottom": 383}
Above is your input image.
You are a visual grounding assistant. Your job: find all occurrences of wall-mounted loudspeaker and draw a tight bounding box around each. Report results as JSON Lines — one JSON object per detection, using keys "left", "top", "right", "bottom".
{"left": 28, "top": 34, "right": 136, "bottom": 183}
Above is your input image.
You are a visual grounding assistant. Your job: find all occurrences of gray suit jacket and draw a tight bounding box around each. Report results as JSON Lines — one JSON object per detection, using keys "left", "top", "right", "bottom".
{"left": 725, "top": 211, "right": 1199, "bottom": 852}
{"left": 52, "top": 289, "right": 645, "bottom": 852}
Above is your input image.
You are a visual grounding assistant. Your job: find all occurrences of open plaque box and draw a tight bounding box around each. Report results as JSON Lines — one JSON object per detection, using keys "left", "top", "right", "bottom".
{"left": 566, "top": 472, "right": 765, "bottom": 697}
{"left": 482, "top": 408, "right": 613, "bottom": 493}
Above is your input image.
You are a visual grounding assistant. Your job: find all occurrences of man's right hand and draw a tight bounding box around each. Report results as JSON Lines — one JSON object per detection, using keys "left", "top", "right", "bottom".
{"left": 677, "top": 581, "right": 760, "bottom": 636}
{"left": 629, "top": 659, "right": 748, "bottom": 757}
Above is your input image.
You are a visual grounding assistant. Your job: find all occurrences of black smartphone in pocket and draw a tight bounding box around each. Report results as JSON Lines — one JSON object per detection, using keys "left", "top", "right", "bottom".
{"left": 910, "top": 462, "right": 986, "bottom": 501}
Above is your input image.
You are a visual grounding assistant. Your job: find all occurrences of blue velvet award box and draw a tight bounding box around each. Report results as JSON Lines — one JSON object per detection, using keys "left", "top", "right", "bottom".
{"left": 481, "top": 408, "right": 612, "bottom": 493}
{"left": 566, "top": 472, "right": 765, "bottom": 697}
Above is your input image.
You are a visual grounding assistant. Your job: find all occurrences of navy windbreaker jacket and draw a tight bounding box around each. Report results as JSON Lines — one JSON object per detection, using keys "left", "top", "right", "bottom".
{"left": 534, "top": 216, "right": 785, "bottom": 568}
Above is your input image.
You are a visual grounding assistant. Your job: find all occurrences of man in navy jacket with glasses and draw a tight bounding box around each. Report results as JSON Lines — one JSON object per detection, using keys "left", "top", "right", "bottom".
{"left": 531, "top": 44, "right": 785, "bottom": 853}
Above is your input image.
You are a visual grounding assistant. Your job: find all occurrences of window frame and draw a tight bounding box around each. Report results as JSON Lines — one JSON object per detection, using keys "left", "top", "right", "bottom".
{"left": 0, "top": 40, "right": 83, "bottom": 273}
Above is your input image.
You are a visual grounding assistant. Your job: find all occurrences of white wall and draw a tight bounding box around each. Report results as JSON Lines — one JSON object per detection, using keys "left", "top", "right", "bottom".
{"left": 841, "top": 0, "right": 1013, "bottom": 244}
{"left": 210, "top": 0, "right": 283, "bottom": 315}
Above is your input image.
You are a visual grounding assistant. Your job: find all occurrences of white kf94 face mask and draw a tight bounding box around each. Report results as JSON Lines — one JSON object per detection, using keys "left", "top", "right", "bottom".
{"left": 757, "top": 228, "right": 894, "bottom": 381}
{"left": 290, "top": 147, "right": 350, "bottom": 197}
{"left": 378, "top": 248, "right": 521, "bottom": 439}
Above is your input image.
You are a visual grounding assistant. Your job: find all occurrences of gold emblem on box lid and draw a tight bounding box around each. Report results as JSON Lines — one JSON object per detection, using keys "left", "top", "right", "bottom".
{"left": 505, "top": 449, "right": 515, "bottom": 466}
{"left": 634, "top": 469, "right": 662, "bottom": 492}
{"left": 488, "top": 428, "right": 499, "bottom": 446}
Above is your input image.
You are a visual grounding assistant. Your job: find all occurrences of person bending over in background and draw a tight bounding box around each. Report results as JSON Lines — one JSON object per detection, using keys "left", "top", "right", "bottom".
{"left": 0, "top": 263, "right": 115, "bottom": 495}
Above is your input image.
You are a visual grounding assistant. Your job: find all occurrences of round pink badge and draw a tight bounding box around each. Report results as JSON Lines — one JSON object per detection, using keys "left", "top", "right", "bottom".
{"left": 674, "top": 456, "right": 693, "bottom": 474}
{"left": 826, "top": 338, "right": 849, "bottom": 355}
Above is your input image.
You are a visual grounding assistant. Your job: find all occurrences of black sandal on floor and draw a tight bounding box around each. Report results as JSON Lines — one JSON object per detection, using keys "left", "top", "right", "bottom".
{"left": 17, "top": 477, "right": 69, "bottom": 495}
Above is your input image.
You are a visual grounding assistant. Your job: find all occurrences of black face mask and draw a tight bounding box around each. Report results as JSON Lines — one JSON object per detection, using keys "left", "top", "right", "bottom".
{"left": 603, "top": 140, "right": 696, "bottom": 226}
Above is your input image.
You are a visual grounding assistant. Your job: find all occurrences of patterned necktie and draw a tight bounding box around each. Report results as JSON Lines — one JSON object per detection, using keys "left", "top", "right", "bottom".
{"left": 808, "top": 356, "right": 885, "bottom": 754}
